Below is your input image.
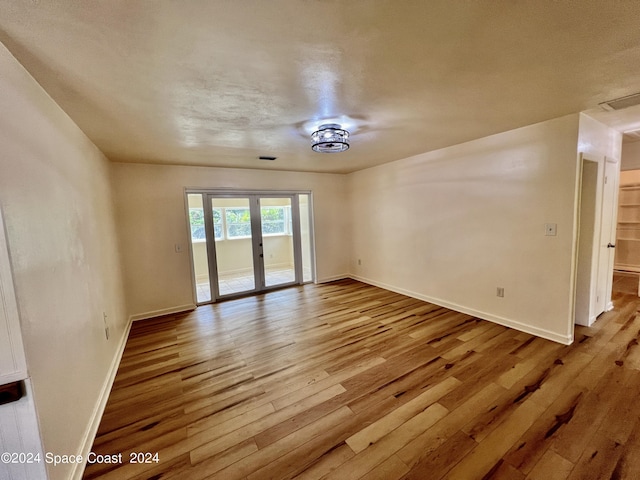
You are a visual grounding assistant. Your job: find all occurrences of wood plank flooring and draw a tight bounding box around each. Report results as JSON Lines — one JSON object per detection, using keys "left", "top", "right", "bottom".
{"left": 83, "top": 279, "right": 640, "bottom": 479}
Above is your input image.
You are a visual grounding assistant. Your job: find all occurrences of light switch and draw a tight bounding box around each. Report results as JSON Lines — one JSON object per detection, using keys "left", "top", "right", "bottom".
{"left": 545, "top": 223, "right": 557, "bottom": 236}
{"left": 175, "top": 243, "right": 183, "bottom": 253}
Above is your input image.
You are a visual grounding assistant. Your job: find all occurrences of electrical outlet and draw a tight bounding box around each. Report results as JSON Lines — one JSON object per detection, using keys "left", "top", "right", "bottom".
{"left": 545, "top": 223, "right": 557, "bottom": 236}
{"left": 175, "top": 243, "right": 183, "bottom": 253}
{"left": 497, "top": 287, "right": 505, "bottom": 298}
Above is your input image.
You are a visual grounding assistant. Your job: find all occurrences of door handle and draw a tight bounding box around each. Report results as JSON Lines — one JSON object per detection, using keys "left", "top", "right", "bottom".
{"left": 607, "top": 243, "right": 616, "bottom": 248}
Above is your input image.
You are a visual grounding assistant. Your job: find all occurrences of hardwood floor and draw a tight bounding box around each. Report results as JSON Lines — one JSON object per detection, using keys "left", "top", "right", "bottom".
{"left": 83, "top": 279, "right": 640, "bottom": 479}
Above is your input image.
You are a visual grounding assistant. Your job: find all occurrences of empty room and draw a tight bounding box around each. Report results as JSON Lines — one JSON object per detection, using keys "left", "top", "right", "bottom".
{"left": 2, "top": 2, "right": 640, "bottom": 479}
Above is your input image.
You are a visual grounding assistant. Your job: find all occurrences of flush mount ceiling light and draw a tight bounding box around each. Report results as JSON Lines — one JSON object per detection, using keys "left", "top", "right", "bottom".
{"left": 311, "top": 123, "right": 350, "bottom": 153}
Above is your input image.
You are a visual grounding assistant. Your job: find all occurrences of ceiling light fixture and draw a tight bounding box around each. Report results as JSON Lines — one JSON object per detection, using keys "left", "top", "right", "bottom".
{"left": 311, "top": 124, "right": 350, "bottom": 153}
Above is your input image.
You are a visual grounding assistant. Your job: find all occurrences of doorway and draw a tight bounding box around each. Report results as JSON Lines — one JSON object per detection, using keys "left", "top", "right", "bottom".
{"left": 613, "top": 168, "right": 640, "bottom": 295}
{"left": 574, "top": 154, "right": 618, "bottom": 326}
{"left": 186, "top": 191, "right": 315, "bottom": 303}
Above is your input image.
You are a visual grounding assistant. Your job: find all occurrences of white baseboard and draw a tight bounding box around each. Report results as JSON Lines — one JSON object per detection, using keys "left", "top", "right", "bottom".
{"left": 218, "top": 267, "right": 254, "bottom": 277}
{"left": 197, "top": 264, "right": 294, "bottom": 284}
{"left": 195, "top": 273, "right": 209, "bottom": 283}
{"left": 264, "top": 262, "right": 295, "bottom": 270}
{"left": 71, "top": 316, "right": 133, "bottom": 480}
{"left": 574, "top": 317, "right": 591, "bottom": 327}
{"left": 129, "top": 304, "right": 196, "bottom": 322}
{"left": 349, "top": 274, "right": 573, "bottom": 345}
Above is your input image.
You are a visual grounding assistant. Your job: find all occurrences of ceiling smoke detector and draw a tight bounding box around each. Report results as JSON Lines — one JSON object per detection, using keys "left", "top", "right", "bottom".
{"left": 311, "top": 124, "right": 350, "bottom": 153}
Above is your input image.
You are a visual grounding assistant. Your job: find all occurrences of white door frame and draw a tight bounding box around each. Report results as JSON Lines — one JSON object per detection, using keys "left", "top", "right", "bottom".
{"left": 184, "top": 189, "right": 315, "bottom": 303}
{"left": 573, "top": 153, "right": 619, "bottom": 326}
{"left": 603, "top": 156, "right": 621, "bottom": 310}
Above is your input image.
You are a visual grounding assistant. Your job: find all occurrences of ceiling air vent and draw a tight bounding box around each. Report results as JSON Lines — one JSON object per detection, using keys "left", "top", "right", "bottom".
{"left": 600, "top": 92, "right": 640, "bottom": 111}
{"left": 623, "top": 130, "right": 640, "bottom": 143}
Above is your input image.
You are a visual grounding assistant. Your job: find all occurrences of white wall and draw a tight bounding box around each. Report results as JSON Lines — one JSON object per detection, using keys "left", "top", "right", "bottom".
{"left": 621, "top": 141, "right": 640, "bottom": 171}
{"left": 348, "top": 114, "right": 582, "bottom": 344}
{"left": 0, "top": 43, "right": 128, "bottom": 480}
{"left": 578, "top": 113, "right": 623, "bottom": 160}
{"left": 110, "top": 163, "right": 349, "bottom": 319}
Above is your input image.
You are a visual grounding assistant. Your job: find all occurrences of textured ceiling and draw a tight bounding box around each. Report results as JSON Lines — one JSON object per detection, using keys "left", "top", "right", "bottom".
{"left": 1, "top": 1, "right": 640, "bottom": 173}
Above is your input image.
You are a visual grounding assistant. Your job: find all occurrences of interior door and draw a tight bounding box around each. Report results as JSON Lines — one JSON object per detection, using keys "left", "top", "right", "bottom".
{"left": 597, "top": 159, "right": 619, "bottom": 310}
{"left": 591, "top": 157, "right": 617, "bottom": 320}
{"left": 575, "top": 154, "right": 612, "bottom": 327}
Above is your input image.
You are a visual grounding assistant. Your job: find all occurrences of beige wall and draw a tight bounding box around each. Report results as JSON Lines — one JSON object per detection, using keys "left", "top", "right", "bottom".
{"left": 111, "top": 163, "right": 349, "bottom": 319}
{"left": 0, "top": 43, "right": 128, "bottom": 480}
{"left": 578, "top": 113, "right": 623, "bottom": 160}
{"left": 621, "top": 141, "right": 640, "bottom": 171}
{"left": 348, "top": 114, "right": 583, "bottom": 343}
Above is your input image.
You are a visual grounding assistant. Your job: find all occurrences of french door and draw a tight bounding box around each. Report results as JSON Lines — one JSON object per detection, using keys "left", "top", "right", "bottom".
{"left": 187, "top": 191, "right": 314, "bottom": 303}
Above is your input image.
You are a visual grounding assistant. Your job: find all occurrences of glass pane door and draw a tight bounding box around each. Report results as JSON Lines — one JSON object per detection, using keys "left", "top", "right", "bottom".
{"left": 187, "top": 193, "right": 211, "bottom": 303}
{"left": 212, "top": 197, "right": 256, "bottom": 296}
{"left": 260, "top": 197, "right": 296, "bottom": 287}
{"left": 188, "top": 191, "right": 315, "bottom": 304}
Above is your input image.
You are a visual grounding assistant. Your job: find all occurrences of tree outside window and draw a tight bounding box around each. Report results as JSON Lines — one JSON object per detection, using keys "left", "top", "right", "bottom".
{"left": 189, "top": 208, "right": 223, "bottom": 240}
{"left": 189, "top": 206, "right": 290, "bottom": 241}
{"left": 261, "top": 207, "right": 288, "bottom": 235}
{"left": 226, "top": 208, "right": 252, "bottom": 238}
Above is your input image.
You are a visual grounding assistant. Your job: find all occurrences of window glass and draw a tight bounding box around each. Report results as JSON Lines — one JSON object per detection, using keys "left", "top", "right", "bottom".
{"left": 226, "top": 208, "right": 252, "bottom": 238}
{"left": 189, "top": 208, "right": 223, "bottom": 241}
{"left": 189, "top": 208, "right": 206, "bottom": 240}
{"left": 261, "top": 206, "right": 287, "bottom": 235}
{"left": 189, "top": 205, "right": 292, "bottom": 241}
{"left": 212, "top": 208, "right": 223, "bottom": 239}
